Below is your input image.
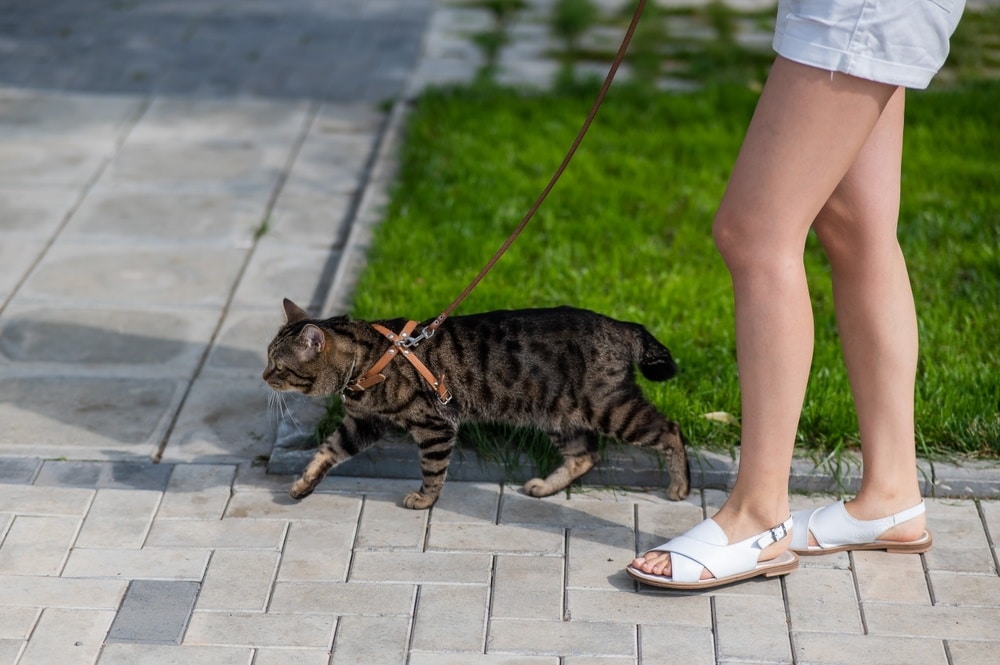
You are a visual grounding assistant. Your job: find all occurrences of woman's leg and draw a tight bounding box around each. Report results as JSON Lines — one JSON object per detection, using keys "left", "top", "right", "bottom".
{"left": 811, "top": 86, "right": 925, "bottom": 543}
{"left": 633, "top": 57, "right": 897, "bottom": 578}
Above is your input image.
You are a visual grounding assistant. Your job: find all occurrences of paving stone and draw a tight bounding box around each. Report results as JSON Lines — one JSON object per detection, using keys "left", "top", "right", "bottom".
{"left": 925, "top": 499, "right": 995, "bottom": 574}
{"left": 35, "top": 462, "right": 173, "bottom": 491}
{"left": 356, "top": 495, "right": 428, "bottom": 550}
{"left": 491, "top": 555, "right": 564, "bottom": 620}
{"left": 864, "top": 602, "right": 1000, "bottom": 640}
{"left": 269, "top": 581, "right": 415, "bottom": 616}
{"left": 853, "top": 550, "right": 931, "bottom": 604}
{"left": 488, "top": 619, "right": 636, "bottom": 658}
{"left": 427, "top": 523, "right": 563, "bottom": 555}
{"left": 97, "top": 644, "right": 252, "bottom": 665}
{"left": 0, "top": 92, "right": 140, "bottom": 142}
{"left": 0, "top": 377, "right": 180, "bottom": 455}
{"left": 350, "top": 551, "right": 492, "bottom": 585}
{"left": 206, "top": 310, "right": 280, "bottom": 371}
{"left": 0, "top": 575, "right": 127, "bottom": 610}
{"left": 285, "top": 130, "right": 375, "bottom": 195}
{"left": 63, "top": 548, "right": 210, "bottom": 581}
{"left": 638, "top": 624, "right": 715, "bottom": 665}
{"left": 104, "top": 137, "right": 293, "bottom": 193}
{"left": 146, "top": 518, "right": 286, "bottom": 550}
{"left": 429, "top": 482, "right": 501, "bottom": 524}
{"left": 329, "top": 615, "right": 409, "bottom": 665}
{"left": 929, "top": 571, "right": 1000, "bottom": 607}
{"left": 0, "top": 515, "right": 78, "bottom": 575}
{"left": 500, "top": 491, "right": 636, "bottom": 529}
{"left": 0, "top": 185, "right": 82, "bottom": 237}
{"left": 0, "top": 485, "right": 93, "bottom": 515}
{"left": 230, "top": 245, "right": 333, "bottom": 310}
{"left": 225, "top": 489, "right": 362, "bottom": 523}
{"left": 714, "top": 595, "right": 792, "bottom": 663}
{"left": 76, "top": 489, "right": 161, "bottom": 549}
{"left": 980, "top": 499, "right": 1000, "bottom": 545}
{"left": 156, "top": 464, "right": 236, "bottom": 520}
{"left": 277, "top": 522, "right": 357, "bottom": 582}
{"left": 0, "top": 136, "right": 113, "bottom": 187}
{"left": 566, "top": 526, "right": 637, "bottom": 591}
{"left": 159, "top": 371, "right": 277, "bottom": 463}
{"left": 183, "top": 612, "right": 335, "bottom": 648}
{"left": 411, "top": 584, "right": 488, "bottom": 651}
{"left": 567, "top": 589, "right": 711, "bottom": 628}
{"left": 409, "top": 655, "right": 559, "bottom": 665}
{"left": 0, "top": 236, "right": 48, "bottom": 301}
{"left": 0, "top": 305, "right": 218, "bottom": 371}
{"left": 130, "top": 98, "right": 311, "bottom": 144}
{"left": 0, "top": 607, "right": 38, "bottom": 639}
{"left": 0, "top": 457, "right": 40, "bottom": 484}
{"left": 791, "top": 632, "right": 948, "bottom": 665}
{"left": 106, "top": 580, "right": 200, "bottom": 645}
{"left": 21, "top": 245, "right": 247, "bottom": 306}
{"left": 253, "top": 648, "right": 332, "bottom": 665}
{"left": 784, "top": 566, "right": 863, "bottom": 634}
{"left": 563, "top": 659, "right": 636, "bottom": 665}
{"left": 948, "top": 640, "right": 1000, "bottom": 665}
{"left": 267, "top": 185, "right": 354, "bottom": 246}
{"left": 0, "top": 639, "right": 21, "bottom": 665}
{"left": 197, "top": 550, "right": 279, "bottom": 611}
{"left": 16, "top": 607, "right": 115, "bottom": 665}
{"left": 65, "top": 187, "right": 266, "bottom": 247}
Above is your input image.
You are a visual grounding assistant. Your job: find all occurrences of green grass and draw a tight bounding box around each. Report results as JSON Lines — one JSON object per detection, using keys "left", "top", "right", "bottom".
{"left": 345, "top": 77, "right": 999, "bottom": 464}
{"left": 329, "top": 6, "right": 1000, "bottom": 470}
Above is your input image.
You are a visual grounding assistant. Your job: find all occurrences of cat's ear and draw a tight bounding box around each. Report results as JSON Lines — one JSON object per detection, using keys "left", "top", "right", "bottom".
{"left": 283, "top": 298, "right": 310, "bottom": 324}
{"left": 297, "top": 324, "right": 326, "bottom": 359}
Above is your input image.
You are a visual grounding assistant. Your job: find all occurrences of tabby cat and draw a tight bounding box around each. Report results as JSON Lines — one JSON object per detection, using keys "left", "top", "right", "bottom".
{"left": 264, "top": 298, "right": 689, "bottom": 509}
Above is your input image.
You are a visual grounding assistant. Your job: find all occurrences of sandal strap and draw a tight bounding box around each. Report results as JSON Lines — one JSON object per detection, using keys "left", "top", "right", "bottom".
{"left": 793, "top": 500, "right": 925, "bottom": 550}
{"left": 652, "top": 516, "right": 793, "bottom": 583}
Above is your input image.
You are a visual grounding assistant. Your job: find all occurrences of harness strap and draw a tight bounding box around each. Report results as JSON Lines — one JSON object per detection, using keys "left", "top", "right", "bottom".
{"left": 345, "top": 321, "right": 452, "bottom": 404}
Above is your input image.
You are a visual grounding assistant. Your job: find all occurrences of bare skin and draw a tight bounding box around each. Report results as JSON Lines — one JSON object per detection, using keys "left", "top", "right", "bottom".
{"left": 632, "top": 57, "right": 926, "bottom": 581}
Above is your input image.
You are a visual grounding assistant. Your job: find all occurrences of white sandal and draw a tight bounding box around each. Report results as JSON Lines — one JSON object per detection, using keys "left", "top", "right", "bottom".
{"left": 790, "top": 500, "right": 932, "bottom": 555}
{"left": 626, "top": 516, "right": 798, "bottom": 590}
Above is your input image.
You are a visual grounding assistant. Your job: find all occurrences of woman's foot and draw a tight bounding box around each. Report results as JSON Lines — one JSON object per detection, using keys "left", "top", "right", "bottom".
{"left": 627, "top": 514, "right": 796, "bottom": 589}
{"left": 791, "top": 499, "right": 931, "bottom": 555}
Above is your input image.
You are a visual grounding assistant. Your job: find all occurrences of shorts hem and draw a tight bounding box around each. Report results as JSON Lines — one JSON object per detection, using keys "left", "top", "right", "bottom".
{"left": 773, "top": 30, "right": 939, "bottom": 89}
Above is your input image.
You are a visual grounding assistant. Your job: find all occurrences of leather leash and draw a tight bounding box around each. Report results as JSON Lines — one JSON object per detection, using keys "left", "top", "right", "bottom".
{"left": 345, "top": 0, "right": 647, "bottom": 404}
{"left": 412, "top": 0, "right": 648, "bottom": 343}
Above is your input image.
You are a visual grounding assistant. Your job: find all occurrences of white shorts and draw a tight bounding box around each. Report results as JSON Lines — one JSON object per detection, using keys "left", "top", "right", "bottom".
{"left": 773, "top": 0, "right": 966, "bottom": 89}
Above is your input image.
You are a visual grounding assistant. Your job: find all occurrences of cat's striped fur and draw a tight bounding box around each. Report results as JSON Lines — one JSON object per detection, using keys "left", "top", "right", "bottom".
{"left": 264, "top": 299, "right": 689, "bottom": 509}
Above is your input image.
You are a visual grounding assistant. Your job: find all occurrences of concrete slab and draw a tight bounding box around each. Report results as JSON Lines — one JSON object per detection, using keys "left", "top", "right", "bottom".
{"left": 0, "top": 376, "right": 180, "bottom": 456}
{"left": 106, "top": 580, "right": 200, "bottom": 645}
{"left": 0, "top": 305, "right": 220, "bottom": 374}
{"left": 64, "top": 187, "right": 267, "bottom": 247}
{"left": 230, "top": 245, "right": 334, "bottom": 310}
{"left": 0, "top": 186, "right": 80, "bottom": 236}
{"left": 160, "top": 370, "right": 276, "bottom": 464}
{"left": 18, "top": 245, "right": 246, "bottom": 307}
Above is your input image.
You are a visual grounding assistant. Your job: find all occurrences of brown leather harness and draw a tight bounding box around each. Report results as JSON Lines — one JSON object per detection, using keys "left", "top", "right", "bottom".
{"left": 344, "top": 320, "right": 451, "bottom": 404}
{"left": 339, "top": 0, "right": 647, "bottom": 409}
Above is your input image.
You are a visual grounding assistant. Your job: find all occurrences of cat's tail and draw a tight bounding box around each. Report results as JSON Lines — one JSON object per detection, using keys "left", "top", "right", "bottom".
{"left": 630, "top": 325, "right": 678, "bottom": 382}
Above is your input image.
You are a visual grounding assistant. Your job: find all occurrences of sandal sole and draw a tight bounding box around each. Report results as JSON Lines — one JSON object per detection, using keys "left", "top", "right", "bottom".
{"left": 792, "top": 531, "right": 933, "bottom": 556}
{"left": 625, "top": 550, "right": 799, "bottom": 591}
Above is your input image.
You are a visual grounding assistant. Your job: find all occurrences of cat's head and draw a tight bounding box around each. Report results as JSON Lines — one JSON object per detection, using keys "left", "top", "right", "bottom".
{"left": 262, "top": 299, "right": 353, "bottom": 396}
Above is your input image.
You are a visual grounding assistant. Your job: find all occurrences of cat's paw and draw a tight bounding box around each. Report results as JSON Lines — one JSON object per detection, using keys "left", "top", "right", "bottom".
{"left": 289, "top": 478, "right": 317, "bottom": 501}
{"left": 523, "top": 478, "right": 554, "bottom": 497}
{"left": 664, "top": 480, "right": 690, "bottom": 501}
{"left": 402, "top": 491, "right": 436, "bottom": 510}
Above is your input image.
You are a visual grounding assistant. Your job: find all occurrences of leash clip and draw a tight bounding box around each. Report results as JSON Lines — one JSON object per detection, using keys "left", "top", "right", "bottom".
{"left": 399, "top": 327, "right": 433, "bottom": 348}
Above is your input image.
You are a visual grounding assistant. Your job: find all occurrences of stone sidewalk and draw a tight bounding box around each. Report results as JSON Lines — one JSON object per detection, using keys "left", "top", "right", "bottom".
{"left": 0, "top": 0, "right": 998, "bottom": 664}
